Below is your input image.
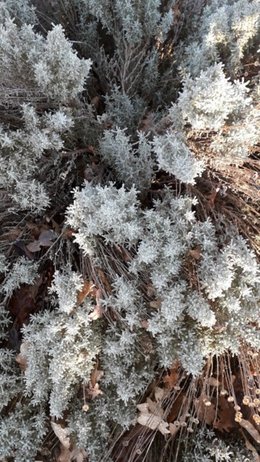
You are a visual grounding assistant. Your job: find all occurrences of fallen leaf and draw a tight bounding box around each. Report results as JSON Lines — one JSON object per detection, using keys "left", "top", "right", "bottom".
{"left": 146, "top": 398, "right": 164, "bottom": 417}
{"left": 57, "top": 446, "right": 87, "bottom": 462}
{"left": 167, "top": 393, "right": 185, "bottom": 423}
{"left": 154, "top": 387, "right": 165, "bottom": 402}
{"left": 90, "top": 368, "right": 104, "bottom": 388}
{"left": 188, "top": 247, "right": 202, "bottom": 260}
{"left": 88, "top": 305, "right": 103, "bottom": 321}
{"left": 16, "top": 341, "right": 29, "bottom": 370}
{"left": 137, "top": 413, "right": 170, "bottom": 435}
{"left": 158, "top": 420, "right": 171, "bottom": 435}
{"left": 8, "top": 285, "right": 37, "bottom": 326}
{"left": 13, "top": 240, "right": 34, "bottom": 259}
{"left": 87, "top": 383, "right": 103, "bottom": 400}
{"left": 51, "top": 422, "right": 71, "bottom": 449}
{"left": 57, "top": 447, "right": 71, "bottom": 462}
{"left": 137, "top": 403, "right": 149, "bottom": 413}
{"left": 38, "top": 229, "right": 57, "bottom": 246}
{"left": 26, "top": 241, "right": 42, "bottom": 252}
{"left": 89, "top": 288, "right": 103, "bottom": 320}
{"left": 163, "top": 364, "right": 180, "bottom": 389}
{"left": 169, "top": 422, "right": 180, "bottom": 436}
{"left": 239, "top": 419, "right": 260, "bottom": 443}
{"left": 146, "top": 284, "right": 156, "bottom": 298}
{"left": 97, "top": 269, "right": 111, "bottom": 292}
{"left": 244, "top": 433, "right": 260, "bottom": 462}
{"left": 140, "top": 319, "right": 149, "bottom": 329}
{"left": 26, "top": 229, "right": 57, "bottom": 252}
{"left": 77, "top": 281, "right": 95, "bottom": 305}
{"left": 150, "top": 299, "right": 161, "bottom": 309}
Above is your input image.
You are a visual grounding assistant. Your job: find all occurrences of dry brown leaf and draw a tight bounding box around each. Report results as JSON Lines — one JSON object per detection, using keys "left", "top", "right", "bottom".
{"left": 137, "top": 403, "right": 149, "bottom": 413}
{"left": 77, "top": 281, "right": 95, "bottom": 305}
{"left": 57, "top": 447, "right": 71, "bottom": 462}
{"left": 97, "top": 269, "right": 111, "bottom": 292}
{"left": 169, "top": 422, "right": 180, "bottom": 436}
{"left": 16, "top": 341, "right": 29, "bottom": 371}
{"left": 137, "top": 412, "right": 162, "bottom": 430}
{"left": 239, "top": 419, "right": 260, "bottom": 443}
{"left": 90, "top": 368, "right": 104, "bottom": 388}
{"left": 158, "top": 420, "right": 171, "bottom": 435}
{"left": 26, "top": 229, "right": 57, "bottom": 253}
{"left": 88, "top": 288, "right": 103, "bottom": 320}
{"left": 87, "top": 383, "right": 103, "bottom": 400}
{"left": 146, "top": 398, "right": 164, "bottom": 417}
{"left": 146, "top": 284, "right": 156, "bottom": 298}
{"left": 154, "top": 386, "right": 165, "bottom": 402}
{"left": 51, "top": 422, "right": 71, "bottom": 449}
{"left": 167, "top": 393, "right": 185, "bottom": 423}
{"left": 140, "top": 319, "right": 149, "bottom": 329}
{"left": 88, "top": 305, "right": 103, "bottom": 321}
{"left": 26, "top": 241, "right": 42, "bottom": 252}
{"left": 57, "top": 446, "right": 87, "bottom": 462}
{"left": 188, "top": 247, "right": 202, "bottom": 260}
{"left": 149, "top": 299, "right": 161, "bottom": 309}
{"left": 137, "top": 413, "right": 170, "bottom": 435}
{"left": 163, "top": 367, "right": 179, "bottom": 389}
{"left": 243, "top": 433, "right": 260, "bottom": 462}
{"left": 9, "top": 284, "right": 38, "bottom": 326}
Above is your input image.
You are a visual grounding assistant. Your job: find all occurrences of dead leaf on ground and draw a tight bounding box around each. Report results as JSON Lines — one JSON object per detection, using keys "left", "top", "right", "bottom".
{"left": 149, "top": 299, "right": 161, "bottom": 309}
{"left": 137, "top": 412, "right": 170, "bottom": 435}
{"left": 169, "top": 422, "right": 180, "bottom": 437}
{"left": 239, "top": 419, "right": 260, "bottom": 443}
{"left": 90, "top": 367, "right": 104, "bottom": 388}
{"left": 16, "top": 341, "right": 29, "bottom": 370}
{"left": 77, "top": 281, "right": 96, "bottom": 305}
{"left": 154, "top": 386, "right": 166, "bottom": 403}
{"left": 51, "top": 422, "right": 71, "bottom": 449}
{"left": 188, "top": 247, "right": 202, "bottom": 260}
{"left": 87, "top": 382, "right": 103, "bottom": 399}
{"left": 26, "top": 229, "right": 58, "bottom": 253}
{"left": 243, "top": 432, "right": 260, "bottom": 462}
{"left": 163, "top": 363, "right": 180, "bottom": 389}
{"left": 57, "top": 446, "right": 87, "bottom": 462}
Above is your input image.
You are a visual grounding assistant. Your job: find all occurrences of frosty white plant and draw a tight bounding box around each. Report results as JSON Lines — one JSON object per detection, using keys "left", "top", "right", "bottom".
{"left": 0, "top": 403, "right": 47, "bottom": 462}
{"left": 66, "top": 182, "right": 143, "bottom": 254}
{"left": 100, "top": 127, "right": 154, "bottom": 190}
{"left": 1, "top": 257, "right": 38, "bottom": 297}
{"left": 153, "top": 131, "right": 204, "bottom": 184}
{"left": 0, "top": 349, "right": 22, "bottom": 412}
{"left": 49, "top": 265, "right": 84, "bottom": 314}
{"left": 179, "top": 0, "right": 260, "bottom": 77}
{"left": 1, "top": 0, "right": 36, "bottom": 25}
{"left": 22, "top": 296, "right": 101, "bottom": 417}
{"left": 177, "top": 63, "right": 251, "bottom": 130}
{"left": 211, "top": 106, "right": 260, "bottom": 165}
{"left": 0, "top": 105, "right": 73, "bottom": 212}
{"left": 33, "top": 24, "right": 92, "bottom": 103}
{"left": 0, "top": 9, "right": 91, "bottom": 105}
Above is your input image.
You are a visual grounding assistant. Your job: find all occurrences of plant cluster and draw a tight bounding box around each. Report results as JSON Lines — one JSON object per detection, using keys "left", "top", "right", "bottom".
{"left": 0, "top": 1, "right": 259, "bottom": 461}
